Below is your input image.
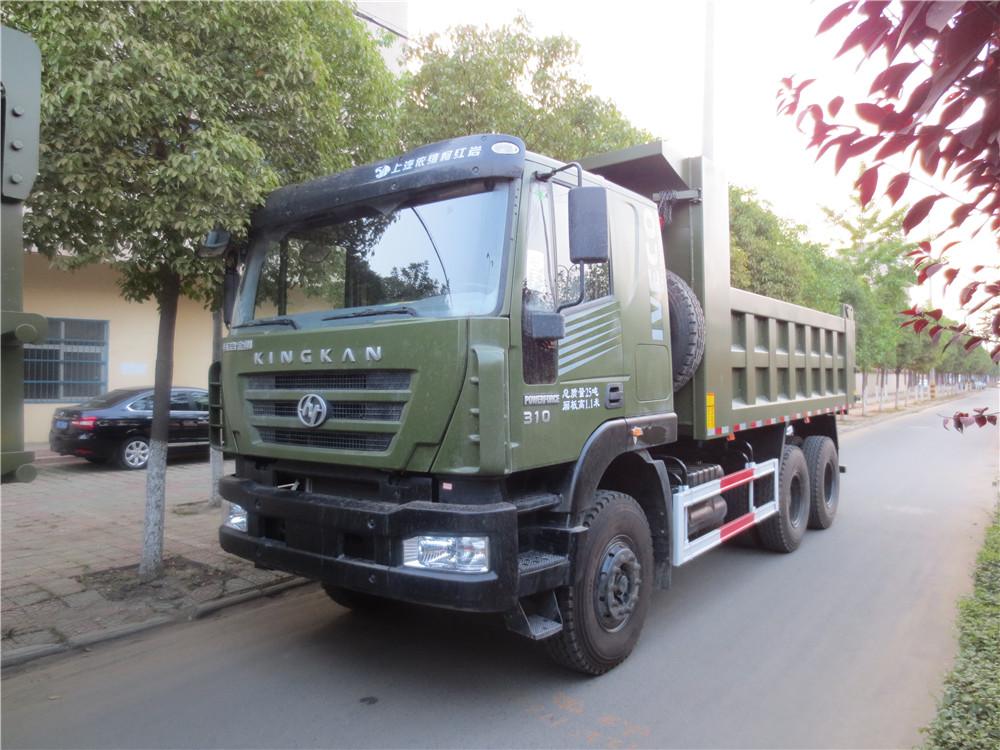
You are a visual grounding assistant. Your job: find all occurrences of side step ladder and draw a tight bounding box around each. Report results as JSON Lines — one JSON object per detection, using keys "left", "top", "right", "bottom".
{"left": 504, "top": 590, "right": 562, "bottom": 640}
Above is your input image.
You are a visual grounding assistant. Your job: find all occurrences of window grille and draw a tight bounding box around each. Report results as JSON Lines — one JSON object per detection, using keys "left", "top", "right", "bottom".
{"left": 24, "top": 318, "right": 109, "bottom": 401}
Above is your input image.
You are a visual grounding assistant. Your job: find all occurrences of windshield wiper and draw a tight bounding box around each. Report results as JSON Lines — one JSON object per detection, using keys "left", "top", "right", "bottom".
{"left": 324, "top": 305, "right": 419, "bottom": 320}
{"left": 231, "top": 317, "right": 298, "bottom": 329}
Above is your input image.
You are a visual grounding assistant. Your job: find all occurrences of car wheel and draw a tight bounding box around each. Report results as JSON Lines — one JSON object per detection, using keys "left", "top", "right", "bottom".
{"left": 118, "top": 436, "right": 150, "bottom": 470}
{"left": 545, "top": 490, "right": 653, "bottom": 675}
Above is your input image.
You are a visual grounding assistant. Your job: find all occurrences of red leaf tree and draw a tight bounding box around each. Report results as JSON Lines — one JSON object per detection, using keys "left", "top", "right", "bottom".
{"left": 777, "top": 2, "right": 1000, "bottom": 372}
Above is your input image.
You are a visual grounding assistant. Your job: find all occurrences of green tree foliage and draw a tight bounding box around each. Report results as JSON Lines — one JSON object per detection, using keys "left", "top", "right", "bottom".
{"left": 400, "top": 15, "right": 651, "bottom": 160}
{"left": 729, "top": 186, "right": 996, "bottom": 381}
{"left": 1, "top": 0, "right": 398, "bottom": 578}
{"left": 3, "top": 0, "right": 397, "bottom": 300}
{"left": 823, "top": 201, "right": 915, "bottom": 373}
{"left": 729, "top": 186, "right": 821, "bottom": 306}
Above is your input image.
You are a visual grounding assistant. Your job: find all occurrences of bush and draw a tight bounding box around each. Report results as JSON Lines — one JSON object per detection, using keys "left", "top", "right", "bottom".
{"left": 923, "top": 508, "right": 1000, "bottom": 750}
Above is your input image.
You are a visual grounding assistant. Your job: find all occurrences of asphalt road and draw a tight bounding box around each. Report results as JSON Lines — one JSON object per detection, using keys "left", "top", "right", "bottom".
{"left": 3, "top": 393, "right": 998, "bottom": 749}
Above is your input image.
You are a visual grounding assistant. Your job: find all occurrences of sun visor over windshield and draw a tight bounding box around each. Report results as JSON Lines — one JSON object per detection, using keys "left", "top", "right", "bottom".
{"left": 253, "top": 134, "right": 526, "bottom": 231}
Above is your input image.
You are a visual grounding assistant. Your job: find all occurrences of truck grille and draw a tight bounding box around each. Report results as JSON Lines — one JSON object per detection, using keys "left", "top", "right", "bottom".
{"left": 244, "top": 369, "right": 411, "bottom": 455}
{"left": 247, "top": 371, "right": 411, "bottom": 391}
{"left": 252, "top": 401, "right": 404, "bottom": 421}
{"left": 257, "top": 428, "right": 393, "bottom": 452}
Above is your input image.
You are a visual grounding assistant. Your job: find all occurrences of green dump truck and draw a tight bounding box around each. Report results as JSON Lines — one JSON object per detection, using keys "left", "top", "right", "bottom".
{"left": 214, "top": 134, "right": 854, "bottom": 674}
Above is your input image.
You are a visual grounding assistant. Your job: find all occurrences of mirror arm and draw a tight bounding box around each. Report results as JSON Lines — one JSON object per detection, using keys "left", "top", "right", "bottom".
{"left": 535, "top": 162, "right": 583, "bottom": 187}
{"left": 556, "top": 262, "right": 586, "bottom": 313}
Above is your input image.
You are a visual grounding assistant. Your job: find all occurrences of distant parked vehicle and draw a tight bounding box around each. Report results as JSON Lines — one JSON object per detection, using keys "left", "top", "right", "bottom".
{"left": 49, "top": 387, "right": 210, "bottom": 469}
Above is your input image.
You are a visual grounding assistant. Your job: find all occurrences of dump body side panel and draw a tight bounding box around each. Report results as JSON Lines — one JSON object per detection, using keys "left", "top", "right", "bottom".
{"left": 713, "top": 290, "right": 854, "bottom": 438}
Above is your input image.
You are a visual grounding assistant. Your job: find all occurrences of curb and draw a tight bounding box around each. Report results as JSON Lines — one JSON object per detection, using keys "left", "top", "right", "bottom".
{"left": 839, "top": 391, "right": 970, "bottom": 434}
{"left": 1, "top": 578, "right": 312, "bottom": 670}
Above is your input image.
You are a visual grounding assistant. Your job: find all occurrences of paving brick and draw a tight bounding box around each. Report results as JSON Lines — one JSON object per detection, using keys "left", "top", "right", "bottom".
{"left": 6, "top": 628, "right": 61, "bottom": 648}
{"left": 12, "top": 591, "right": 53, "bottom": 606}
{"left": 42, "top": 578, "right": 87, "bottom": 596}
{"left": 0, "top": 458, "right": 309, "bottom": 652}
{"left": 61, "top": 589, "right": 106, "bottom": 608}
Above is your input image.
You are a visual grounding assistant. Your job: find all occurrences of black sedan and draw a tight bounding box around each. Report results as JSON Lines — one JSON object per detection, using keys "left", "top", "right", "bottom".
{"left": 49, "top": 387, "right": 210, "bottom": 469}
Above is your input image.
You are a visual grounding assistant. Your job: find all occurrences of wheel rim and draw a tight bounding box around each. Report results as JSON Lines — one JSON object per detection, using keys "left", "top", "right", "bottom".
{"left": 124, "top": 440, "right": 149, "bottom": 468}
{"left": 594, "top": 536, "right": 642, "bottom": 633}
{"left": 823, "top": 462, "right": 836, "bottom": 508}
{"left": 789, "top": 474, "right": 804, "bottom": 528}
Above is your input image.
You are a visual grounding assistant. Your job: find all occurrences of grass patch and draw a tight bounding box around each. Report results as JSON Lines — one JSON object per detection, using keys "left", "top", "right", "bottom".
{"left": 922, "top": 506, "right": 1000, "bottom": 750}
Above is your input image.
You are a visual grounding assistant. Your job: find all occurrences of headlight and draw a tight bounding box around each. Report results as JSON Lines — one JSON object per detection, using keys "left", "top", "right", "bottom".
{"left": 402, "top": 535, "right": 489, "bottom": 573}
{"left": 223, "top": 502, "right": 247, "bottom": 532}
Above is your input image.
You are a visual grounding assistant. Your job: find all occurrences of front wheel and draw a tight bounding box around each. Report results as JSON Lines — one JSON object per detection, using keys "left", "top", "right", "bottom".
{"left": 545, "top": 490, "right": 653, "bottom": 675}
{"left": 117, "top": 436, "right": 150, "bottom": 470}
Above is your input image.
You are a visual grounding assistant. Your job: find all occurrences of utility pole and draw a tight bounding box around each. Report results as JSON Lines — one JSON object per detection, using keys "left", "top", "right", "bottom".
{"left": 702, "top": 0, "right": 716, "bottom": 161}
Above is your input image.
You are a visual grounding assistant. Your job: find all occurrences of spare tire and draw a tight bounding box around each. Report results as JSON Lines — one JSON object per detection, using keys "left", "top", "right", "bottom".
{"left": 667, "top": 270, "right": 705, "bottom": 391}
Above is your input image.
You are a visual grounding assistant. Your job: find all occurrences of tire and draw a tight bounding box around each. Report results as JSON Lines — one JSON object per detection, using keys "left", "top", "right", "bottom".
{"left": 758, "top": 445, "right": 810, "bottom": 553}
{"left": 322, "top": 584, "right": 384, "bottom": 612}
{"left": 545, "top": 491, "right": 654, "bottom": 675}
{"left": 117, "top": 436, "right": 150, "bottom": 470}
{"left": 666, "top": 270, "right": 705, "bottom": 392}
{"left": 803, "top": 436, "right": 839, "bottom": 529}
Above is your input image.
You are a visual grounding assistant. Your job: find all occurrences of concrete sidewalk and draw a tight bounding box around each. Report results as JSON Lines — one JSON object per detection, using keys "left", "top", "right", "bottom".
{"left": 1, "top": 453, "right": 298, "bottom": 665}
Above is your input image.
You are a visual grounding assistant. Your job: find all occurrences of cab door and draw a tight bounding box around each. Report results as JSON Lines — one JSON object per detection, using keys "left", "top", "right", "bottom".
{"left": 512, "top": 177, "right": 625, "bottom": 472}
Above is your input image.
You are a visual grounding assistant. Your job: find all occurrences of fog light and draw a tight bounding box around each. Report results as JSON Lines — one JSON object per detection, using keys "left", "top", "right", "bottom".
{"left": 402, "top": 535, "right": 489, "bottom": 573}
{"left": 224, "top": 502, "right": 247, "bottom": 532}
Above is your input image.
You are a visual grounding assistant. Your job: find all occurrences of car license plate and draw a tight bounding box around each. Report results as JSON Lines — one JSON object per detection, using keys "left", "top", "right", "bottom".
{"left": 55, "top": 420, "right": 68, "bottom": 429}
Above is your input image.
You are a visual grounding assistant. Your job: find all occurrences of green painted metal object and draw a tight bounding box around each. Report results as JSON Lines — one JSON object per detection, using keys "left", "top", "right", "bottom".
{"left": 214, "top": 135, "right": 854, "bottom": 475}
{"left": 1, "top": 26, "right": 48, "bottom": 482}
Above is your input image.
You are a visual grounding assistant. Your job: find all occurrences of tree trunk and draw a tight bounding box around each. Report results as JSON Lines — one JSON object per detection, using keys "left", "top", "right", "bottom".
{"left": 861, "top": 369, "right": 868, "bottom": 416}
{"left": 139, "top": 271, "right": 180, "bottom": 582}
{"left": 209, "top": 307, "right": 223, "bottom": 508}
{"left": 894, "top": 367, "right": 900, "bottom": 410}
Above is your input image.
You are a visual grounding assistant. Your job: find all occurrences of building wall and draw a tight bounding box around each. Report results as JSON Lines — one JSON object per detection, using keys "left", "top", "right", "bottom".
{"left": 22, "top": 252, "right": 212, "bottom": 443}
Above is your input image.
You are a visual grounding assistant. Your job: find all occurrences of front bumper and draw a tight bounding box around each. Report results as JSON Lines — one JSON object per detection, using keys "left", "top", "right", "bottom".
{"left": 218, "top": 476, "right": 525, "bottom": 612}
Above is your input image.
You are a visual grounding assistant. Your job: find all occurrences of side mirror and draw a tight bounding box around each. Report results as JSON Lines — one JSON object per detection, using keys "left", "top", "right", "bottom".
{"left": 197, "top": 229, "right": 231, "bottom": 259}
{"left": 523, "top": 309, "right": 565, "bottom": 341}
{"left": 568, "top": 186, "right": 609, "bottom": 264}
{"left": 223, "top": 266, "right": 238, "bottom": 327}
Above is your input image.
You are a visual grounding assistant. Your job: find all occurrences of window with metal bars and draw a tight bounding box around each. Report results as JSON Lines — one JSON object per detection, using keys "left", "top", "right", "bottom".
{"left": 24, "top": 318, "right": 109, "bottom": 401}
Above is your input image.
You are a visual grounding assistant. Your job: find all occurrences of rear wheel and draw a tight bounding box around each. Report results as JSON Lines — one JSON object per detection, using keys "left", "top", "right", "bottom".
{"left": 545, "top": 490, "right": 653, "bottom": 675}
{"left": 322, "top": 584, "right": 384, "bottom": 612}
{"left": 117, "top": 436, "right": 150, "bottom": 470}
{"left": 758, "top": 445, "right": 810, "bottom": 553}
{"left": 803, "top": 436, "right": 839, "bottom": 529}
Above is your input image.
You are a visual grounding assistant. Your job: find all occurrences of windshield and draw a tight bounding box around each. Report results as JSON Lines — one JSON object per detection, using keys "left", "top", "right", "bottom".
{"left": 236, "top": 181, "right": 511, "bottom": 326}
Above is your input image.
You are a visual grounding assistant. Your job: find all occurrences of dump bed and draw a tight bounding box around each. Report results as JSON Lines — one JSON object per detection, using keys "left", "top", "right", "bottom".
{"left": 581, "top": 141, "right": 855, "bottom": 440}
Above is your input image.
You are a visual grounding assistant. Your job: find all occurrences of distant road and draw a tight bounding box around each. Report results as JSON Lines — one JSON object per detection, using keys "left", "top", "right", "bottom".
{"left": 4, "top": 393, "right": 998, "bottom": 749}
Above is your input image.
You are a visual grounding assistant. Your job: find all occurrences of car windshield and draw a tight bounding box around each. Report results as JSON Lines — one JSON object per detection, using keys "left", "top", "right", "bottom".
{"left": 77, "top": 389, "right": 144, "bottom": 409}
{"left": 235, "top": 180, "right": 510, "bottom": 326}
